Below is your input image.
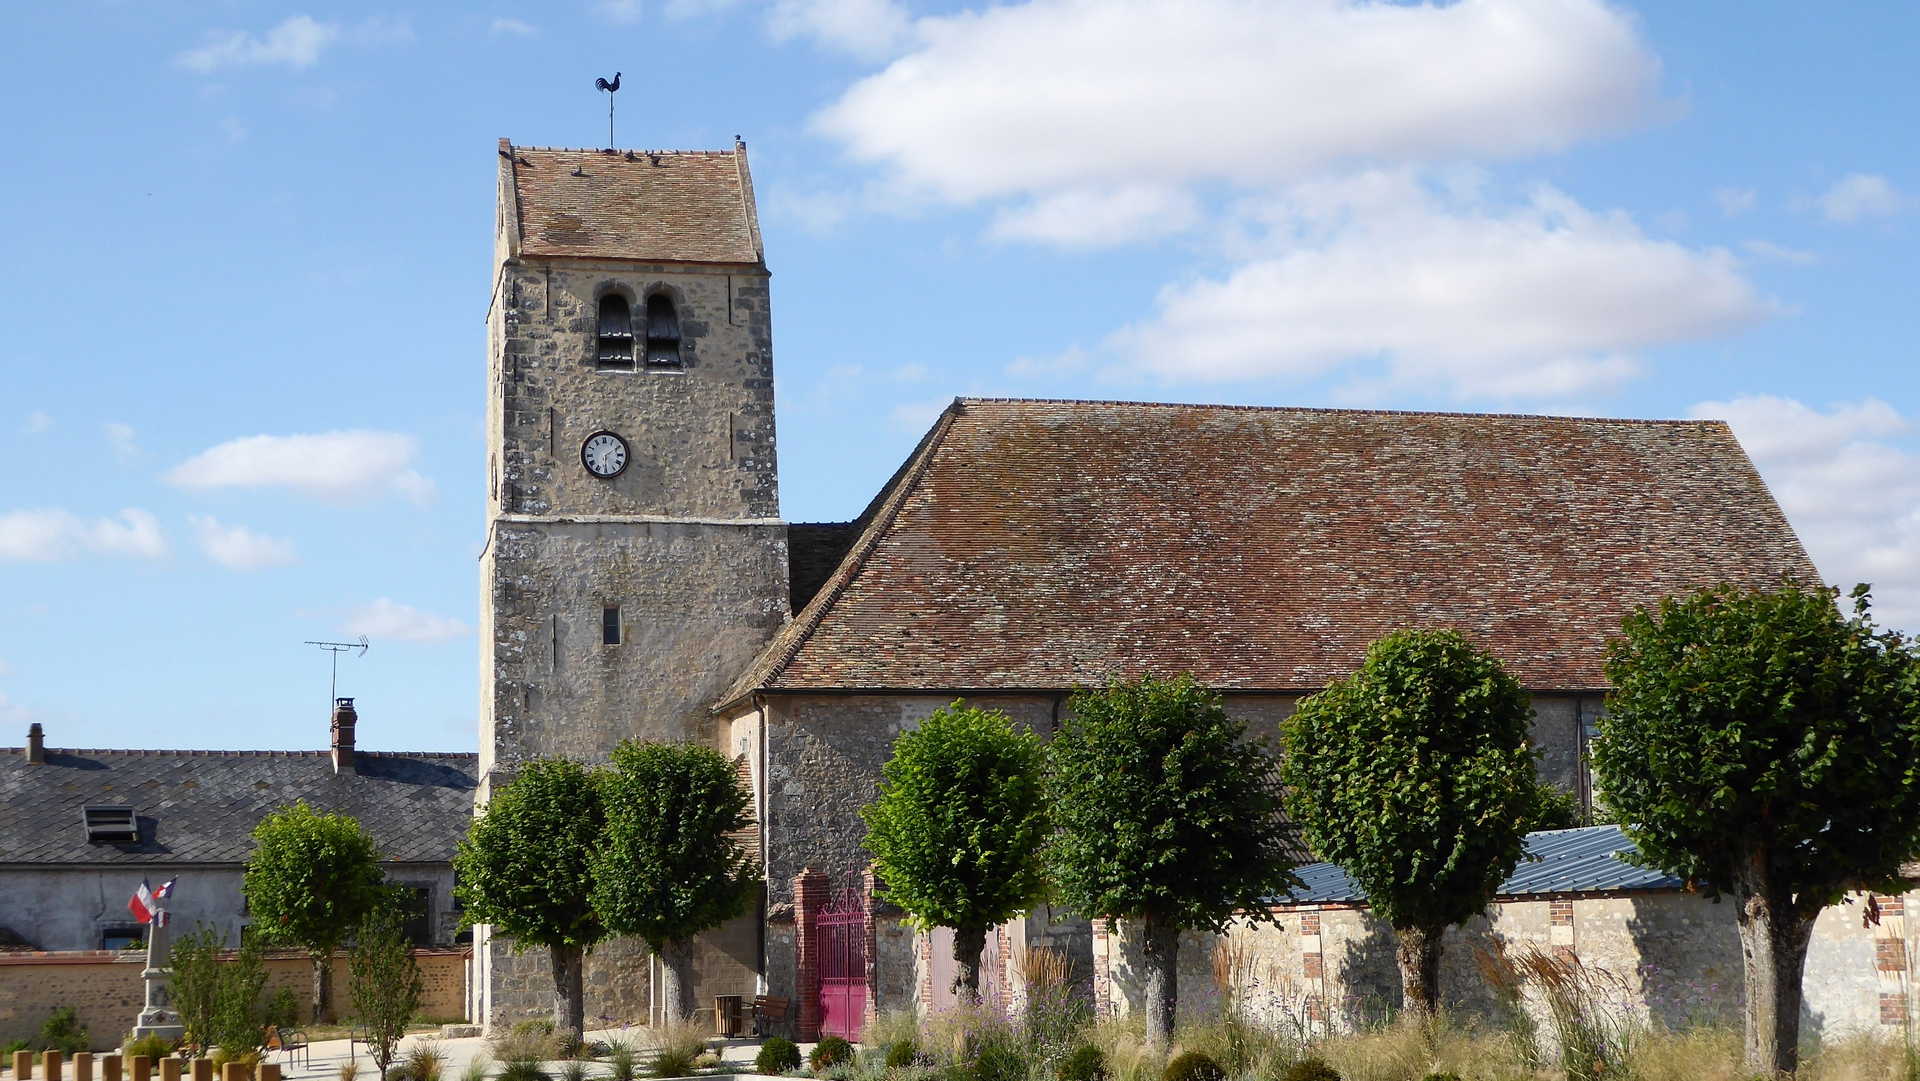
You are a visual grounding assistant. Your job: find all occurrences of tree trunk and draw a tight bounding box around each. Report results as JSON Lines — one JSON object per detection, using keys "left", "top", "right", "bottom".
{"left": 1140, "top": 914, "right": 1179, "bottom": 1049}
{"left": 1733, "top": 861, "right": 1819, "bottom": 1078}
{"left": 659, "top": 938, "right": 696, "bottom": 1022}
{"left": 952, "top": 925, "right": 988, "bottom": 1003}
{"left": 1394, "top": 923, "right": 1444, "bottom": 1024}
{"left": 311, "top": 951, "right": 334, "bottom": 1024}
{"left": 552, "top": 943, "right": 586, "bottom": 1048}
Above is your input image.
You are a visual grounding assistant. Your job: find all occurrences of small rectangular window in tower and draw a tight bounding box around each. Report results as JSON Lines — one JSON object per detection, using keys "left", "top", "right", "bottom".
{"left": 603, "top": 606, "right": 621, "bottom": 645}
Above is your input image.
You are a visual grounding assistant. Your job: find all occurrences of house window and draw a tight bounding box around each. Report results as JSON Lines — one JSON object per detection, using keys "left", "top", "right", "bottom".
{"left": 643, "top": 294, "right": 681, "bottom": 367}
{"left": 400, "top": 886, "right": 432, "bottom": 946}
{"left": 603, "top": 606, "right": 621, "bottom": 645}
{"left": 102, "top": 926, "right": 146, "bottom": 952}
{"left": 597, "top": 293, "right": 635, "bottom": 369}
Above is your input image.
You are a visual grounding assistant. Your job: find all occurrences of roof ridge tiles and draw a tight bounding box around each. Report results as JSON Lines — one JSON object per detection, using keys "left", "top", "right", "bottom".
{"left": 4, "top": 747, "right": 477, "bottom": 758}
{"left": 953, "top": 396, "right": 1721, "bottom": 427}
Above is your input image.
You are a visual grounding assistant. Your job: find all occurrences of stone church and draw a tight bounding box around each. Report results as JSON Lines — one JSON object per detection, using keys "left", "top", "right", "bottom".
{"left": 473, "top": 138, "right": 1821, "bottom": 1032}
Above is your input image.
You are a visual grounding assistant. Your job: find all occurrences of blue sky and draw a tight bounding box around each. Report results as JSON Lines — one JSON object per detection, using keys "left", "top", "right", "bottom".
{"left": 3, "top": 0, "right": 1916, "bottom": 752}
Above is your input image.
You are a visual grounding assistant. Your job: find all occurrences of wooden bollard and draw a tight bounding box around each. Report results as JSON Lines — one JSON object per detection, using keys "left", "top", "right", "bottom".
{"left": 258, "top": 1065, "right": 280, "bottom": 1081}
{"left": 182, "top": 1061, "right": 202, "bottom": 1081}
{"left": 128, "top": 1058, "right": 148, "bottom": 1081}
{"left": 74, "top": 1054, "right": 93, "bottom": 1081}
{"left": 101, "top": 1057, "right": 121, "bottom": 1081}
{"left": 220, "top": 1065, "right": 248, "bottom": 1081}
{"left": 12, "top": 1051, "right": 31, "bottom": 1080}
{"left": 42, "top": 1053, "right": 61, "bottom": 1081}
{"left": 157, "top": 1060, "right": 179, "bottom": 1081}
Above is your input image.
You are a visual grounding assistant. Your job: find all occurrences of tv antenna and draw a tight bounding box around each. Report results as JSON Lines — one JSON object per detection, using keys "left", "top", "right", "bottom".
{"left": 595, "top": 72, "right": 622, "bottom": 149}
{"left": 305, "top": 637, "right": 369, "bottom": 710}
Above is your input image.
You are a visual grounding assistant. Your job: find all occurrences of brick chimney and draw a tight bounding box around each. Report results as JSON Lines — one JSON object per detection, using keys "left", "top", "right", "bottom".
{"left": 331, "top": 698, "right": 356, "bottom": 775}
{"left": 26, "top": 723, "right": 44, "bottom": 765}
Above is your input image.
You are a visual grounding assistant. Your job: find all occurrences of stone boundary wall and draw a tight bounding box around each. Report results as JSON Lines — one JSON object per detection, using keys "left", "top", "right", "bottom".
{"left": 0, "top": 948, "right": 468, "bottom": 1046}
{"left": 1093, "top": 888, "right": 1917, "bottom": 1040}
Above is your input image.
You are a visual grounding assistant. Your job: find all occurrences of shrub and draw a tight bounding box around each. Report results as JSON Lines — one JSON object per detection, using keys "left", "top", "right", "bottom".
{"left": 392, "top": 1041, "right": 448, "bottom": 1081}
{"left": 967, "top": 1033, "right": 1026, "bottom": 1081}
{"left": 262, "top": 988, "right": 301, "bottom": 1033}
{"left": 1161, "top": 1053, "right": 1222, "bottom": 1081}
{"left": 810, "top": 1037, "right": 855, "bottom": 1071}
{"left": 497, "top": 1064, "right": 550, "bottom": 1081}
{"left": 755, "top": 1038, "right": 801, "bottom": 1075}
{"left": 2, "top": 1040, "right": 31, "bottom": 1057}
{"left": 39, "top": 1007, "right": 89, "bottom": 1055}
{"left": 605, "top": 1038, "right": 639, "bottom": 1081}
{"left": 646, "top": 1020, "right": 709, "bottom": 1079}
{"left": 559, "top": 1062, "right": 590, "bottom": 1081}
{"left": 123, "top": 1035, "right": 175, "bottom": 1062}
{"left": 885, "top": 1041, "right": 919, "bottom": 1070}
{"left": 1277, "top": 1060, "right": 1339, "bottom": 1081}
{"left": 1419, "top": 1074, "right": 1463, "bottom": 1081}
{"left": 462, "top": 1056, "right": 494, "bottom": 1081}
{"left": 1059, "top": 1046, "right": 1106, "bottom": 1081}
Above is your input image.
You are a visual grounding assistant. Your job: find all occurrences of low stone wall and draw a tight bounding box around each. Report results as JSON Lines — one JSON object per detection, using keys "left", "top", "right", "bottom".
{"left": 1094, "top": 888, "right": 1917, "bottom": 1040}
{"left": 0, "top": 948, "right": 469, "bottom": 1047}
{"left": 476, "top": 917, "right": 759, "bottom": 1033}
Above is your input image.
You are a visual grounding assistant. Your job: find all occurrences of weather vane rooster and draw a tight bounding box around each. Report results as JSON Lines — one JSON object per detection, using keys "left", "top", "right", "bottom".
{"left": 596, "top": 72, "right": 622, "bottom": 150}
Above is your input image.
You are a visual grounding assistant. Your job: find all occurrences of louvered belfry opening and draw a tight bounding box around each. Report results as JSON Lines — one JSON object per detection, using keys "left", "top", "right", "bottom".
{"left": 643, "top": 293, "right": 682, "bottom": 367}
{"left": 82, "top": 805, "right": 139, "bottom": 845}
{"left": 597, "top": 293, "right": 635, "bottom": 369}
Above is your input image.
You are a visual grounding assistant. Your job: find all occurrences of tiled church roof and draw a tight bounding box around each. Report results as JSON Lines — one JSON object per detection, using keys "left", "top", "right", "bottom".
{"left": 0, "top": 746, "right": 478, "bottom": 866}
{"left": 502, "top": 140, "right": 763, "bottom": 265}
{"left": 723, "top": 398, "right": 1819, "bottom": 702}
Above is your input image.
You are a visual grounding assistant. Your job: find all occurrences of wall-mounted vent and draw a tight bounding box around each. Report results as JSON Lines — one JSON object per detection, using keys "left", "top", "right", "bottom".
{"left": 81, "top": 806, "right": 139, "bottom": 845}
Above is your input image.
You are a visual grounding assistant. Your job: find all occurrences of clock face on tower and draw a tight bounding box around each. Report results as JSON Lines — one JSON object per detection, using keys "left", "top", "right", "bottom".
{"left": 581, "top": 431, "right": 629, "bottom": 478}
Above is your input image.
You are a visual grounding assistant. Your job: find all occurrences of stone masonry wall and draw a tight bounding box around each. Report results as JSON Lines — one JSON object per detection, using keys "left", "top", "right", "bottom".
{"left": 0, "top": 949, "right": 467, "bottom": 1046}
{"left": 477, "top": 918, "right": 758, "bottom": 1033}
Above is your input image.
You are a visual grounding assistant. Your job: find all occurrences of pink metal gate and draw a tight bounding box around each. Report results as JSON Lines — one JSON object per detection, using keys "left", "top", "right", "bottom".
{"left": 816, "top": 888, "right": 867, "bottom": 1040}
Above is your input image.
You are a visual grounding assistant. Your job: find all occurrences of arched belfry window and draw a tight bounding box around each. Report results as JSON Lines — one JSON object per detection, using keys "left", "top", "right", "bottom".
{"left": 644, "top": 294, "right": 682, "bottom": 367}
{"left": 597, "top": 293, "right": 634, "bottom": 369}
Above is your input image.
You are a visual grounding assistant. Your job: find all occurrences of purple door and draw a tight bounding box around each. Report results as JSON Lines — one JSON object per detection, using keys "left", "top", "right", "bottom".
{"left": 817, "top": 889, "right": 866, "bottom": 1040}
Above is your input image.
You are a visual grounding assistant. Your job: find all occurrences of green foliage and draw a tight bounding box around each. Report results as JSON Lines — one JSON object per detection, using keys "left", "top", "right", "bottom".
{"left": 391, "top": 1042, "right": 447, "bottom": 1081}
{"left": 590, "top": 740, "right": 760, "bottom": 951}
{"left": 1047, "top": 674, "right": 1297, "bottom": 934}
{"left": 1594, "top": 581, "right": 1920, "bottom": 908}
{"left": 1276, "top": 1059, "right": 1340, "bottom": 1081}
{"left": 243, "top": 801, "right": 391, "bottom": 1021}
{"left": 964, "top": 1030, "right": 1027, "bottom": 1081}
{"left": 122, "top": 1035, "right": 176, "bottom": 1062}
{"left": 209, "top": 932, "right": 269, "bottom": 1057}
{"left": 496, "top": 1064, "right": 550, "bottom": 1081}
{"left": 262, "top": 987, "right": 300, "bottom": 1032}
{"left": 755, "top": 1038, "right": 801, "bottom": 1075}
{"left": 36, "top": 1007, "right": 88, "bottom": 1055}
{"left": 167, "top": 924, "right": 226, "bottom": 1057}
{"left": 884, "top": 1041, "right": 919, "bottom": 1069}
{"left": 1160, "top": 1052, "right": 1221, "bottom": 1081}
{"left": 1, "top": 1040, "right": 29, "bottom": 1057}
{"left": 604, "top": 1038, "right": 639, "bottom": 1081}
{"left": 347, "top": 909, "right": 425, "bottom": 1079}
{"left": 1058, "top": 1046, "right": 1106, "bottom": 1081}
{"left": 1530, "top": 786, "right": 1583, "bottom": 831}
{"left": 1280, "top": 629, "right": 1544, "bottom": 937}
{"left": 862, "top": 703, "right": 1049, "bottom": 943}
{"left": 455, "top": 757, "right": 607, "bottom": 952}
{"left": 810, "top": 1036, "right": 855, "bottom": 1071}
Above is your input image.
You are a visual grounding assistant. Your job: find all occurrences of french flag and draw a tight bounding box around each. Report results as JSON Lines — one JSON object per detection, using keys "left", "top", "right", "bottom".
{"left": 127, "top": 878, "right": 177, "bottom": 926}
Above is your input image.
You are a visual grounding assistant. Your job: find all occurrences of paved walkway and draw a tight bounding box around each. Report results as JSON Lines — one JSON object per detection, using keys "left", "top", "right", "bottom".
{"left": 272, "top": 1031, "right": 777, "bottom": 1081}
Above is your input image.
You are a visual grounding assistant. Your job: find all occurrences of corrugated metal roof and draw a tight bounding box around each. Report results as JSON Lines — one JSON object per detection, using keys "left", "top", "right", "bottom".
{"left": 1274, "top": 825, "right": 1683, "bottom": 905}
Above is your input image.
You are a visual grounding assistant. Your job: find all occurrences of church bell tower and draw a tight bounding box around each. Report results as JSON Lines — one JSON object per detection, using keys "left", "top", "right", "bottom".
{"left": 476, "top": 138, "right": 789, "bottom": 1023}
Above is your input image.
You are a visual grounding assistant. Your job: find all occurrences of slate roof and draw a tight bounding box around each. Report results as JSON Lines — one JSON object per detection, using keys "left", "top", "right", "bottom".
{"left": 0, "top": 747, "right": 479, "bottom": 866}
{"left": 722, "top": 399, "right": 1819, "bottom": 704}
{"left": 502, "top": 140, "right": 764, "bottom": 265}
{"left": 1276, "top": 825, "right": 1684, "bottom": 905}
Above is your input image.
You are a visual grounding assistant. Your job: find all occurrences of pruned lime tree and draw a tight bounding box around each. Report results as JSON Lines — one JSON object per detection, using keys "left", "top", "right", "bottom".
{"left": 454, "top": 755, "right": 608, "bottom": 1044}
{"left": 861, "top": 702, "right": 1049, "bottom": 1000}
{"left": 1279, "top": 629, "right": 1547, "bottom": 1022}
{"left": 1593, "top": 582, "right": 1920, "bottom": 1077}
{"left": 1047, "top": 674, "right": 1296, "bottom": 1047}
{"left": 242, "top": 801, "right": 391, "bottom": 1023}
{"left": 590, "top": 740, "right": 760, "bottom": 1020}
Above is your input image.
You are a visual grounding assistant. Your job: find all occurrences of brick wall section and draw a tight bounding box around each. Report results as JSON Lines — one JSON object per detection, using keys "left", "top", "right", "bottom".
{"left": 0, "top": 949, "right": 466, "bottom": 1046}
{"left": 791, "top": 869, "right": 829, "bottom": 1041}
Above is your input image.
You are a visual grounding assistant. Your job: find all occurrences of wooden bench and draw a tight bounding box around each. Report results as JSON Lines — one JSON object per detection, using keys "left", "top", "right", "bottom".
{"left": 750, "top": 995, "right": 790, "bottom": 1037}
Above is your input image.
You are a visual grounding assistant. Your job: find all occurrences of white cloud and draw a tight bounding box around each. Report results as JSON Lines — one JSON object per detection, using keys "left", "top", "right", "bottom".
{"left": 769, "top": 0, "right": 911, "bottom": 59}
{"left": 24, "top": 411, "right": 52, "bottom": 434}
{"left": 104, "top": 423, "right": 141, "bottom": 464}
{"left": 1741, "top": 239, "right": 1818, "bottom": 266}
{"left": 1814, "top": 173, "right": 1911, "bottom": 224}
{"left": 989, "top": 186, "right": 1201, "bottom": 248}
{"left": 163, "top": 430, "right": 434, "bottom": 504}
{"left": 336, "top": 599, "right": 471, "bottom": 644}
{"left": 177, "top": 15, "right": 338, "bottom": 72}
{"left": 1690, "top": 395, "right": 1920, "bottom": 633}
{"left": 491, "top": 17, "right": 538, "bottom": 35}
{"left": 815, "top": 0, "right": 1661, "bottom": 206}
{"left": 596, "top": 0, "right": 646, "bottom": 24}
{"left": 0, "top": 508, "right": 170, "bottom": 562}
{"left": 175, "top": 14, "right": 412, "bottom": 73}
{"left": 190, "top": 516, "right": 297, "bottom": 571}
{"left": 1107, "top": 174, "right": 1767, "bottom": 397}
{"left": 1712, "top": 186, "right": 1758, "bottom": 217}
